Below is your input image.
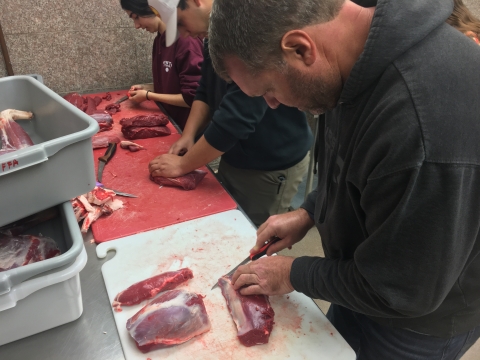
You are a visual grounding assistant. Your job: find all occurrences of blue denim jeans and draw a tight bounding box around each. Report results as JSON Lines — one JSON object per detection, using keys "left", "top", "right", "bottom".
{"left": 327, "top": 304, "right": 480, "bottom": 360}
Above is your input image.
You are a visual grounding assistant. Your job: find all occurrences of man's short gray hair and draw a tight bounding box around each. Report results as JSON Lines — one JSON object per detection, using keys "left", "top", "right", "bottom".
{"left": 209, "top": 0, "right": 345, "bottom": 80}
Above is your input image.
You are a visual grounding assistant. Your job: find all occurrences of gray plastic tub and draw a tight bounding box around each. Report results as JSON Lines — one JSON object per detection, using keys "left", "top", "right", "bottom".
{"left": 0, "top": 201, "right": 84, "bottom": 296}
{"left": 0, "top": 75, "right": 99, "bottom": 227}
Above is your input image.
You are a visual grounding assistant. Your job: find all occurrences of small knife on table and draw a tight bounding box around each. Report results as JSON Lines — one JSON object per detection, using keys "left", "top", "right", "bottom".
{"left": 211, "top": 236, "right": 282, "bottom": 290}
{"left": 95, "top": 182, "right": 137, "bottom": 198}
{"left": 97, "top": 142, "right": 117, "bottom": 183}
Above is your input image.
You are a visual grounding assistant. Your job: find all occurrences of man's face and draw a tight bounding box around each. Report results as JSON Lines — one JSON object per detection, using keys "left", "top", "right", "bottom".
{"left": 224, "top": 56, "right": 342, "bottom": 115}
{"left": 176, "top": 1, "right": 209, "bottom": 39}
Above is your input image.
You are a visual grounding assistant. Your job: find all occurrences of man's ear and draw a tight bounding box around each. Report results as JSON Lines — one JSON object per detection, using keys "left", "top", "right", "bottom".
{"left": 192, "top": 0, "right": 202, "bottom": 7}
{"left": 465, "top": 30, "right": 480, "bottom": 44}
{"left": 281, "top": 30, "right": 316, "bottom": 66}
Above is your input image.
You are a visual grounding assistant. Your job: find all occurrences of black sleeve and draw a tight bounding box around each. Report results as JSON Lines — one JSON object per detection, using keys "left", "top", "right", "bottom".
{"left": 291, "top": 163, "right": 480, "bottom": 318}
{"left": 203, "top": 83, "right": 268, "bottom": 152}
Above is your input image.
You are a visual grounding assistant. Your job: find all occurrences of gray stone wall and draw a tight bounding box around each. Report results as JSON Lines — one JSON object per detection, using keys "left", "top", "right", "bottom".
{"left": 0, "top": 0, "right": 154, "bottom": 94}
{"left": 0, "top": 1, "right": 479, "bottom": 94}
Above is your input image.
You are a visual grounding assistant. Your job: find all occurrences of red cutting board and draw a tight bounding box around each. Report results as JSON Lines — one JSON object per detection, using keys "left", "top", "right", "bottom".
{"left": 90, "top": 89, "right": 180, "bottom": 136}
{"left": 89, "top": 91, "right": 237, "bottom": 243}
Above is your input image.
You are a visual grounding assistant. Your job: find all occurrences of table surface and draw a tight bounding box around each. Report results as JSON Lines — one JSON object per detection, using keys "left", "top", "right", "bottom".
{"left": 89, "top": 90, "right": 237, "bottom": 242}
{"left": 0, "top": 91, "right": 355, "bottom": 360}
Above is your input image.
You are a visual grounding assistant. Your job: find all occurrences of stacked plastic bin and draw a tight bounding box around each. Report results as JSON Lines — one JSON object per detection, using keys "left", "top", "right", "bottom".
{"left": 0, "top": 75, "right": 99, "bottom": 345}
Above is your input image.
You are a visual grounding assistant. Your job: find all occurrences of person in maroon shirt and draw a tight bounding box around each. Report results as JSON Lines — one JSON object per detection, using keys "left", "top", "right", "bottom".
{"left": 121, "top": 0, "right": 203, "bottom": 129}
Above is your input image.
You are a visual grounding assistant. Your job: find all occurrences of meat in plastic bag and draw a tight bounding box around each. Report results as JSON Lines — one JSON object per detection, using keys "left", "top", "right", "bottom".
{"left": 0, "top": 234, "right": 61, "bottom": 272}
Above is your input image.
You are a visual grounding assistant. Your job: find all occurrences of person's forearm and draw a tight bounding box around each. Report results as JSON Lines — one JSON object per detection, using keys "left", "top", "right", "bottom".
{"left": 149, "top": 93, "right": 190, "bottom": 108}
{"left": 180, "top": 135, "right": 224, "bottom": 173}
{"left": 182, "top": 100, "right": 211, "bottom": 139}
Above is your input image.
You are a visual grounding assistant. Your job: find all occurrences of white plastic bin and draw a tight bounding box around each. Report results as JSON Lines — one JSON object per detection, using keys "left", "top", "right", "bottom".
{"left": 0, "top": 75, "right": 99, "bottom": 227}
{"left": 0, "top": 247, "right": 87, "bottom": 346}
{"left": 0, "top": 202, "right": 84, "bottom": 296}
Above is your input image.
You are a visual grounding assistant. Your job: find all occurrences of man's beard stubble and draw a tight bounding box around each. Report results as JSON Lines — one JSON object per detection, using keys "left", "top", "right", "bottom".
{"left": 285, "top": 66, "right": 341, "bottom": 115}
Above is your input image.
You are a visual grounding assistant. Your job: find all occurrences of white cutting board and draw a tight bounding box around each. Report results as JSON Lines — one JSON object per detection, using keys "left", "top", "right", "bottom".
{"left": 96, "top": 210, "right": 355, "bottom": 360}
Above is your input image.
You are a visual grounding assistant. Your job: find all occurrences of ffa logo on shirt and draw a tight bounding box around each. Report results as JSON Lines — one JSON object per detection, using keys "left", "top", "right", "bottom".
{"left": 163, "top": 61, "right": 172, "bottom": 73}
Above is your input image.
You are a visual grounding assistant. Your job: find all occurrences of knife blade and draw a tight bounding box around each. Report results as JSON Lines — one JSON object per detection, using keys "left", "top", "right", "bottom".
{"left": 97, "top": 142, "right": 117, "bottom": 182}
{"left": 115, "top": 95, "right": 129, "bottom": 104}
{"left": 211, "top": 236, "right": 281, "bottom": 290}
{"left": 95, "top": 182, "right": 137, "bottom": 198}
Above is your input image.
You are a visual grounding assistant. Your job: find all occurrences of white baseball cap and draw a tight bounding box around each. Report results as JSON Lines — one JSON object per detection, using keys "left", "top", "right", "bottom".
{"left": 148, "top": 0, "right": 180, "bottom": 46}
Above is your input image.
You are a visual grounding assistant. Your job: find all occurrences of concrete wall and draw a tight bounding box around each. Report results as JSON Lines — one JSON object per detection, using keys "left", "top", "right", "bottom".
{"left": 0, "top": 1, "right": 479, "bottom": 94}
{"left": 0, "top": 0, "right": 155, "bottom": 94}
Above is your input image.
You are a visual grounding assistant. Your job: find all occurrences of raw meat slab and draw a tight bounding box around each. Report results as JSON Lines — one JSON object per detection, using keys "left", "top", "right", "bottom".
{"left": 96, "top": 210, "right": 355, "bottom": 360}
{"left": 88, "top": 91, "right": 237, "bottom": 243}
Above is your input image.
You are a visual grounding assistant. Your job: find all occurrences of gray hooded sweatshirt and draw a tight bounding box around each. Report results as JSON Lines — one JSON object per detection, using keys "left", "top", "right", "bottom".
{"left": 294, "top": 0, "right": 480, "bottom": 337}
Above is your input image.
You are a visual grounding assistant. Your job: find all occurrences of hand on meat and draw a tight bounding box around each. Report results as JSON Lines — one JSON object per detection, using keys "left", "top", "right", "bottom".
{"left": 168, "top": 134, "right": 195, "bottom": 156}
{"left": 128, "top": 89, "right": 148, "bottom": 103}
{"left": 254, "top": 208, "right": 315, "bottom": 256}
{"left": 232, "top": 255, "right": 295, "bottom": 296}
{"left": 149, "top": 153, "right": 186, "bottom": 178}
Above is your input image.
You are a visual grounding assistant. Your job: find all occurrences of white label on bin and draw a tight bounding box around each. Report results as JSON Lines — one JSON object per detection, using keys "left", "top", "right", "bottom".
{"left": 1, "top": 159, "right": 19, "bottom": 173}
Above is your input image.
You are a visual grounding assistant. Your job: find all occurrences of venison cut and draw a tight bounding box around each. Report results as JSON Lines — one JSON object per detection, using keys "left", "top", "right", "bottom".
{"left": 112, "top": 268, "right": 193, "bottom": 311}
{"left": 120, "top": 140, "right": 145, "bottom": 152}
{"left": 151, "top": 169, "right": 207, "bottom": 190}
{"left": 90, "top": 111, "right": 113, "bottom": 132}
{"left": 126, "top": 289, "right": 211, "bottom": 353}
{"left": 105, "top": 103, "right": 121, "bottom": 115}
{"left": 119, "top": 114, "right": 169, "bottom": 128}
{"left": 122, "top": 126, "right": 171, "bottom": 140}
{"left": 64, "top": 92, "right": 86, "bottom": 111}
{"left": 92, "top": 134, "right": 120, "bottom": 149}
{"left": 218, "top": 275, "right": 275, "bottom": 347}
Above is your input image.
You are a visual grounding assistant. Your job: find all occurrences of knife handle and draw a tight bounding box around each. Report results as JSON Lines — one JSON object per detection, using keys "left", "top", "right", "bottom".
{"left": 250, "top": 236, "right": 282, "bottom": 261}
{"left": 98, "top": 142, "right": 117, "bottom": 163}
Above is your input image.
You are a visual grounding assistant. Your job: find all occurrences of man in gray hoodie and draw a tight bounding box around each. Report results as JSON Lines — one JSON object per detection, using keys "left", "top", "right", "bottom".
{"left": 209, "top": 0, "right": 480, "bottom": 358}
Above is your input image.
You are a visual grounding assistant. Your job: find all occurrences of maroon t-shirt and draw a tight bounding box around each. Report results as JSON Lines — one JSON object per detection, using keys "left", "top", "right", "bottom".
{"left": 152, "top": 32, "right": 203, "bottom": 129}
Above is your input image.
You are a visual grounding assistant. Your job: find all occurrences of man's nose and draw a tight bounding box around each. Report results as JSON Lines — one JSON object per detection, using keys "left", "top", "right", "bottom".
{"left": 134, "top": 20, "right": 141, "bottom": 29}
{"left": 263, "top": 94, "right": 280, "bottom": 109}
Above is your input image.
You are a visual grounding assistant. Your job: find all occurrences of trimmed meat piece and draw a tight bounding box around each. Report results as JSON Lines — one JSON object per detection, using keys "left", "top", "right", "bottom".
{"left": 64, "top": 92, "right": 86, "bottom": 111}
{"left": 122, "top": 125, "right": 171, "bottom": 140}
{"left": 92, "top": 134, "right": 120, "bottom": 149}
{"left": 102, "top": 92, "right": 112, "bottom": 101}
{"left": 112, "top": 268, "right": 193, "bottom": 311}
{"left": 126, "top": 290, "right": 211, "bottom": 353}
{"left": 101, "top": 198, "right": 123, "bottom": 215}
{"left": 86, "top": 187, "right": 116, "bottom": 206}
{"left": 218, "top": 275, "right": 275, "bottom": 347}
{"left": 85, "top": 96, "right": 98, "bottom": 115}
{"left": 0, "top": 234, "right": 61, "bottom": 272}
{"left": 120, "top": 140, "right": 145, "bottom": 152}
{"left": 0, "top": 109, "right": 34, "bottom": 155}
{"left": 119, "top": 114, "right": 169, "bottom": 128}
{"left": 81, "top": 206, "right": 102, "bottom": 233}
{"left": 71, "top": 198, "right": 88, "bottom": 222}
{"left": 90, "top": 111, "right": 113, "bottom": 132}
{"left": 151, "top": 170, "right": 207, "bottom": 190}
{"left": 105, "top": 103, "right": 121, "bottom": 115}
